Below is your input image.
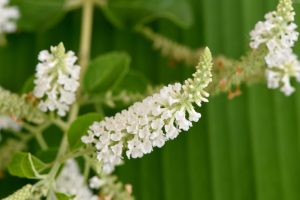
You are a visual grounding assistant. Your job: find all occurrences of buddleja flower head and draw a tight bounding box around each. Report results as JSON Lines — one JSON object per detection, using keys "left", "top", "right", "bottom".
{"left": 54, "top": 160, "right": 98, "bottom": 200}
{"left": 250, "top": 0, "right": 300, "bottom": 95}
{"left": 82, "top": 48, "right": 213, "bottom": 173}
{"left": 0, "top": 0, "right": 19, "bottom": 35}
{"left": 0, "top": 115, "right": 21, "bottom": 132}
{"left": 0, "top": 86, "right": 45, "bottom": 124}
{"left": 33, "top": 43, "right": 81, "bottom": 116}
{"left": 89, "top": 175, "right": 134, "bottom": 200}
{"left": 3, "top": 184, "right": 32, "bottom": 200}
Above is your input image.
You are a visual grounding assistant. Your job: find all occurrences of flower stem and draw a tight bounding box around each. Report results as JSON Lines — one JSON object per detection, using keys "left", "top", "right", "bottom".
{"left": 35, "top": 132, "right": 48, "bottom": 150}
{"left": 68, "top": 0, "right": 95, "bottom": 122}
{"left": 79, "top": 0, "right": 94, "bottom": 81}
{"left": 46, "top": 134, "right": 69, "bottom": 199}
{"left": 23, "top": 123, "right": 48, "bottom": 150}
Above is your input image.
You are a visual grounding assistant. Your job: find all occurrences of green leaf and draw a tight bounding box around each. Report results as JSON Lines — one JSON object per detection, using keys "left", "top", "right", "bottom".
{"left": 21, "top": 75, "right": 34, "bottom": 93}
{"left": 68, "top": 113, "right": 104, "bottom": 150}
{"left": 36, "top": 148, "right": 58, "bottom": 163}
{"left": 103, "top": 0, "right": 193, "bottom": 28}
{"left": 114, "top": 70, "right": 150, "bottom": 93}
{"left": 11, "top": 0, "right": 65, "bottom": 31}
{"left": 55, "top": 192, "right": 75, "bottom": 200}
{"left": 84, "top": 52, "right": 130, "bottom": 94}
{"left": 8, "top": 152, "right": 47, "bottom": 179}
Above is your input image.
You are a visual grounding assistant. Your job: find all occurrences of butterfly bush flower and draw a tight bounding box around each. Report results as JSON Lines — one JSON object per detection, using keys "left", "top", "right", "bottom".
{"left": 0, "top": 86, "right": 45, "bottom": 124}
{"left": 3, "top": 184, "right": 32, "bottom": 200}
{"left": 89, "top": 175, "right": 134, "bottom": 199}
{"left": 0, "top": 115, "right": 21, "bottom": 132}
{"left": 54, "top": 160, "right": 98, "bottom": 200}
{"left": 82, "top": 48, "right": 213, "bottom": 173}
{"left": 33, "top": 43, "right": 81, "bottom": 116}
{"left": 250, "top": 0, "right": 300, "bottom": 96}
{"left": 0, "top": 0, "right": 19, "bottom": 35}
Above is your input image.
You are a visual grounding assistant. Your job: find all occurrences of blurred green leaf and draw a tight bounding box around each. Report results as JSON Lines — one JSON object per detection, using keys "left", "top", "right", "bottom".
{"left": 8, "top": 152, "right": 47, "bottom": 179}
{"left": 55, "top": 192, "right": 75, "bottom": 200}
{"left": 83, "top": 52, "right": 130, "bottom": 94}
{"left": 11, "top": 0, "right": 65, "bottom": 31}
{"left": 102, "top": 0, "right": 193, "bottom": 28}
{"left": 113, "top": 70, "right": 150, "bottom": 93}
{"left": 36, "top": 148, "right": 58, "bottom": 163}
{"left": 21, "top": 75, "right": 34, "bottom": 93}
{"left": 68, "top": 113, "right": 103, "bottom": 150}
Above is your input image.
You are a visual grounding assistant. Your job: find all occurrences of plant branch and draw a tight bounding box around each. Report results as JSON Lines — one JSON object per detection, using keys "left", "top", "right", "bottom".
{"left": 23, "top": 123, "right": 49, "bottom": 150}
{"left": 79, "top": 0, "right": 94, "bottom": 81}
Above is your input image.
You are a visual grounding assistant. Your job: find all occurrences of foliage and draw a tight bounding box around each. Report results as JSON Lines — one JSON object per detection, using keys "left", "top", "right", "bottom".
{"left": 0, "top": 0, "right": 300, "bottom": 199}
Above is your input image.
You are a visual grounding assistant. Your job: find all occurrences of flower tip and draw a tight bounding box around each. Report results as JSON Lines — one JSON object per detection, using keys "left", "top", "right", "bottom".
{"left": 57, "top": 42, "right": 66, "bottom": 53}
{"left": 202, "top": 47, "right": 212, "bottom": 59}
{"left": 196, "top": 46, "right": 213, "bottom": 72}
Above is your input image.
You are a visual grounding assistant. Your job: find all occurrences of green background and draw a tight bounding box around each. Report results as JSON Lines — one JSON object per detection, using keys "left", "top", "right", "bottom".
{"left": 1, "top": 0, "right": 300, "bottom": 199}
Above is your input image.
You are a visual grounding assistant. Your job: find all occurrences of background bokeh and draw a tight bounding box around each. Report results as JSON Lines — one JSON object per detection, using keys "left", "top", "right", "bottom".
{"left": 1, "top": 0, "right": 300, "bottom": 199}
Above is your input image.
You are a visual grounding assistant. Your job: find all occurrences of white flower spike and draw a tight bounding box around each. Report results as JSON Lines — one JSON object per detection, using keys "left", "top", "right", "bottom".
{"left": 55, "top": 160, "right": 98, "bottom": 200}
{"left": 82, "top": 47, "right": 213, "bottom": 173}
{"left": 250, "top": 0, "right": 300, "bottom": 96}
{"left": 0, "top": 0, "right": 19, "bottom": 35}
{"left": 33, "top": 43, "right": 81, "bottom": 116}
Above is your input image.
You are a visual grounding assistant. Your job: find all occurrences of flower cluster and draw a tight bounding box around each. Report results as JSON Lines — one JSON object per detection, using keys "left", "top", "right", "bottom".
{"left": 55, "top": 160, "right": 98, "bottom": 200}
{"left": 82, "top": 48, "right": 213, "bottom": 173}
{"left": 0, "top": 115, "right": 21, "bottom": 132}
{"left": 0, "top": 0, "right": 19, "bottom": 35}
{"left": 89, "top": 175, "right": 134, "bottom": 200}
{"left": 250, "top": 0, "right": 300, "bottom": 96}
{"left": 3, "top": 184, "right": 32, "bottom": 200}
{"left": 33, "top": 43, "right": 81, "bottom": 116}
{"left": 0, "top": 86, "right": 45, "bottom": 124}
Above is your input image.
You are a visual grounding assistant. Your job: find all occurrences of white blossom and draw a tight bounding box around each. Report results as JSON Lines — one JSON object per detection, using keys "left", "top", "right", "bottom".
{"left": 33, "top": 43, "right": 80, "bottom": 116}
{"left": 250, "top": 0, "right": 300, "bottom": 96}
{"left": 82, "top": 48, "right": 213, "bottom": 173}
{"left": 0, "top": 0, "right": 19, "bottom": 34}
{"left": 54, "top": 160, "right": 98, "bottom": 200}
{"left": 89, "top": 176, "right": 105, "bottom": 189}
{"left": 0, "top": 115, "right": 21, "bottom": 132}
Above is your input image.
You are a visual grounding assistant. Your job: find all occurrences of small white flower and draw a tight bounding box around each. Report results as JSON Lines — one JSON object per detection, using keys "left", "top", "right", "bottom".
{"left": 0, "top": 0, "right": 19, "bottom": 34}
{"left": 82, "top": 48, "right": 213, "bottom": 173}
{"left": 33, "top": 43, "right": 80, "bottom": 116}
{"left": 250, "top": 0, "right": 300, "bottom": 96}
{"left": 55, "top": 160, "right": 98, "bottom": 200}
{"left": 0, "top": 115, "right": 21, "bottom": 132}
{"left": 89, "top": 176, "right": 105, "bottom": 189}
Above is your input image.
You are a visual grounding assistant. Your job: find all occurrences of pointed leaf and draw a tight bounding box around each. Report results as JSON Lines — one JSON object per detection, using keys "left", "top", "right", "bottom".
{"left": 8, "top": 152, "right": 47, "bottom": 179}
{"left": 84, "top": 52, "right": 130, "bottom": 94}
{"left": 68, "top": 113, "right": 104, "bottom": 150}
{"left": 11, "top": 0, "right": 65, "bottom": 31}
{"left": 103, "top": 0, "right": 193, "bottom": 28}
{"left": 55, "top": 192, "right": 75, "bottom": 200}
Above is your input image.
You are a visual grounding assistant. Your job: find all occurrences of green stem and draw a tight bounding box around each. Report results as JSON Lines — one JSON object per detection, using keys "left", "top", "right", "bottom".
{"left": 35, "top": 132, "right": 48, "bottom": 150}
{"left": 67, "top": 0, "right": 95, "bottom": 124}
{"left": 68, "top": 103, "right": 79, "bottom": 124}
{"left": 58, "top": 147, "right": 93, "bottom": 163}
{"left": 79, "top": 0, "right": 94, "bottom": 81}
{"left": 83, "top": 156, "right": 91, "bottom": 181}
{"left": 23, "top": 123, "right": 49, "bottom": 150}
{"left": 46, "top": 134, "right": 69, "bottom": 199}
{"left": 51, "top": 117, "right": 69, "bottom": 131}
